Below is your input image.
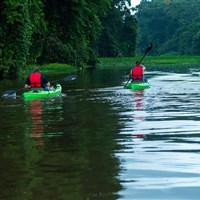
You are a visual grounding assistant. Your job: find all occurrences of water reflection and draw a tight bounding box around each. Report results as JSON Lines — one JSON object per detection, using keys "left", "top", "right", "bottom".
{"left": 2, "top": 69, "right": 200, "bottom": 199}
{"left": 24, "top": 97, "right": 65, "bottom": 145}
{"left": 133, "top": 90, "right": 144, "bottom": 110}
{"left": 23, "top": 93, "right": 123, "bottom": 200}
{"left": 118, "top": 72, "right": 200, "bottom": 200}
{"left": 29, "top": 100, "right": 44, "bottom": 146}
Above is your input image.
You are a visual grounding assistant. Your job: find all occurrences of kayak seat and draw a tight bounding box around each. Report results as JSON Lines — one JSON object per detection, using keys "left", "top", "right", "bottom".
{"left": 31, "top": 87, "right": 44, "bottom": 92}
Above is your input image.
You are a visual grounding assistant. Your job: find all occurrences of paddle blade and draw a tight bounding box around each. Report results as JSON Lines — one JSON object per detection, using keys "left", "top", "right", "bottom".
{"left": 64, "top": 75, "right": 77, "bottom": 81}
{"left": 145, "top": 43, "right": 153, "bottom": 55}
{"left": 2, "top": 90, "right": 17, "bottom": 97}
{"left": 139, "top": 43, "right": 153, "bottom": 64}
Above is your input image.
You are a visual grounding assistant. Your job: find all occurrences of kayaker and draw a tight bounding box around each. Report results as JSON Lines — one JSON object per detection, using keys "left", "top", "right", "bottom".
{"left": 129, "top": 61, "right": 147, "bottom": 82}
{"left": 25, "top": 67, "right": 51, "bottom": 90}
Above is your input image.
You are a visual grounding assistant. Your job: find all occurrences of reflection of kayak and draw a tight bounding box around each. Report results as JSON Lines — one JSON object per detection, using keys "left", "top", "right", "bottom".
{"left": 125, "top": 82, "right": 150, "bottom": 90}
{"left": 23, "top": 84, "right": 62, "bottom": 100}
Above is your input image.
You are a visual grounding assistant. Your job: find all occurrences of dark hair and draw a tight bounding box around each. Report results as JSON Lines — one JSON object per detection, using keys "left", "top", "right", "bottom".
{"left": 136, "top": 61, "right": 140, "bottom": 65}
{"left": 33, "top": 67, "right": 39, "bottom": 73}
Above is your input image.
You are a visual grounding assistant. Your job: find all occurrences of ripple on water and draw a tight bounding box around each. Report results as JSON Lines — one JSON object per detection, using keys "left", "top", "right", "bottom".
{"left": 115, "top": 73, "right": 200, "bottom": 199}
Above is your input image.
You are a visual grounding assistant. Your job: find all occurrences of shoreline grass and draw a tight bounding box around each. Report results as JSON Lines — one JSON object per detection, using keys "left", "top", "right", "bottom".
{"left": 26, "top": 63, "right": 77, "bottom": 73}
{"left": 24, "top": 55, "right": 200, "bottom": 75}
{"left": 98, "top": 55, "right": 200, "bottom": 69}
{"left": 19, "top": 63, "right": 77, "bottom": 80}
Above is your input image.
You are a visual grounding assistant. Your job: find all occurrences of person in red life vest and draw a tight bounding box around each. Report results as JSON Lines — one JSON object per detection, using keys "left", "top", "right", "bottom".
{"left": 129, "top": 61, "right": 147, "bottom": 82}
{"left": 25, "top": 67, "right": 50, "bottom": 90}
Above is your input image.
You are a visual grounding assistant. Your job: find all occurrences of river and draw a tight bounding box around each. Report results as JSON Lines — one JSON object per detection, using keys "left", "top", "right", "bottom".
{"left": 0, "top": 66, "right": 200, "bottom": 200}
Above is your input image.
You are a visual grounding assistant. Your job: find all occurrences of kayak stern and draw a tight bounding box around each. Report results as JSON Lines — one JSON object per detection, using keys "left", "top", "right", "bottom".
{"left": 23, "top": 84, "right": 62, "bottom": 100}
{"left": 125, "top": 82, "right": 150, "bottom": 90}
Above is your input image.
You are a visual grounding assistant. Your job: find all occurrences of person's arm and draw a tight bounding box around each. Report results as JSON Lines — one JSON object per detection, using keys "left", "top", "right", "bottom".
{"left": 141, "top": 64, "right": 146, "bottom": 74}
{"left": 129, "top": 69, "right": 132, "bottom": 78}
{"left": 41, "top": 76, "right": 50, "bottom": 87}
{"left": 46, "top": 81, "right": 50, "bottom": 87}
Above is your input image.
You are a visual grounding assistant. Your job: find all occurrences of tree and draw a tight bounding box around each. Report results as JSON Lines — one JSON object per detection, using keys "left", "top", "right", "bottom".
{"left": 0, "top": 0, "right": 46, "bottom": 79}
{"left": 0, "top": 0, "right": 138, "bottom": 78}
{"left": 136, "top": 0, "right": 200, "bottom": 55}
{"left": 94, "top": 0, "right": 137, "bottom": 57}
{"left": 39, "top": 0, "right": 111, "bottom": 67}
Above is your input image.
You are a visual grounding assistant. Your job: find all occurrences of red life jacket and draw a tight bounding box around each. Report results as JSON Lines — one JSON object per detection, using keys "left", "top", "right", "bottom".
{"left": 132, "top": 65, "right": 143, "bottom": 80}
{"left": 29, "top": 72, "right": 41, "bottom": 88}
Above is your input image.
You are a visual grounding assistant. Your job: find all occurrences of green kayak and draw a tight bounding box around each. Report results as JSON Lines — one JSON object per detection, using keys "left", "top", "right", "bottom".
{"left": 23, "top": 84, "right": 62, "bottom": 100}
{"left": 125, "top": 81, "right": 150, "bottom": 90}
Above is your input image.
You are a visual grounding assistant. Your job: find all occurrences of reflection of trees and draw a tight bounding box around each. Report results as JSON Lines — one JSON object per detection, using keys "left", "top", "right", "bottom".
{"left": 32, "top": 92, "right": 123, "bottom": 199}
{"left": 77, "top": 69, "right": 121, "bottom": 88}
{"left": 0, "top": 99, "right": 44, "bottom": 199}
{"left": 0, "top": 92, "right": 123, "bottom": 199}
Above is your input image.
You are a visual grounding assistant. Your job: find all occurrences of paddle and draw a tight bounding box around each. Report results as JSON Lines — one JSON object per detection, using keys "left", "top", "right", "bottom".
{"left": 139, "top": 42, "right": 153, "bottom": 64}
{"left": 51, "top": 75, "right": 77, "bottom": 83}
{"left": 124, "top": 43, "right": 153, "bottom": 88}
{"left": 1, "top": 88, "right": 25, "bottom": 98}
{"left": 2, "top": 74, "right": 77, "bottom": 97}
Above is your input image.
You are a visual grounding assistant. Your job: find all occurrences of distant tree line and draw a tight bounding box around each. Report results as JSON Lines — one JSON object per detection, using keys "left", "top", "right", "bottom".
{"left": 0, "top": 0, "right": 137, "bottom": 79}
{"left": 136, "top": 0, "right": 200, "bottom": 55}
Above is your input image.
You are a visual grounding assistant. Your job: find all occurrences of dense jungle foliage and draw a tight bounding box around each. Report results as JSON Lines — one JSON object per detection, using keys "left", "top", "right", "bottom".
{"left": 136, "top": 0, "right": 200, "bottom": 56}
{"left": 0, "top": 0, "right": 136, "bottom": 79}
{"left": 0, "top": 0, "right": 200, "bottom": 79}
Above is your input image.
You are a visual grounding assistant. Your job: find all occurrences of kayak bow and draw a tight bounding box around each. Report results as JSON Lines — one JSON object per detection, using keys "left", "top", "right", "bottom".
{"left": 22, "top": 84, "right": 62, "bottom": 100}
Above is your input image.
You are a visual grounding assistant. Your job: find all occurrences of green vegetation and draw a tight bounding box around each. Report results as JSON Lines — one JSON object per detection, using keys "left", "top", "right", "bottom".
{"left": 1, "top": 0, "right": 200, "bottom": 79}
{"left": 27, "top": 63, "right": 76, "bottom": 73}
{"left": 136, "top": 0, "right": 200, "bottom": 56}
{"left": 24, "top": 56, "right": 200, "bottom": 74}
{"left": 98, "top": 56, "right": 200, "bottom": 69}
{"left": 94, "top": 0, "right": 137, "bottom": 58}
{"left": 19, "top": 63, "right": 77, "bottom": 79}
{"left": 0, "top": 0, "right": 136, "bottom": 79}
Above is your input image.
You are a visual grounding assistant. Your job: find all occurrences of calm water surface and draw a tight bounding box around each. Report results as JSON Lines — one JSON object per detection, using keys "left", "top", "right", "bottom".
{"left": 0, "top": 67, "right": 200, "bottom": 200}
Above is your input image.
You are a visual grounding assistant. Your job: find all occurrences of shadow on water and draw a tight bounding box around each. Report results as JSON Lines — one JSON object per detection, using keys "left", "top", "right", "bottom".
{"left": 1, "top": 66, "right": 200, "bottom": 199}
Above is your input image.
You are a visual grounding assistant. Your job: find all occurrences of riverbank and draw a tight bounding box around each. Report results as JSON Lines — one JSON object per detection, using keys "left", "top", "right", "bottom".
{"left": 26, "top": 63, "right": 77, "bottom": 74}
{"left": 26, "top": 55, "right": 200, "bottom": 75}
{"left": 98, "top": 56, "right": 200, "bottom": 70}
